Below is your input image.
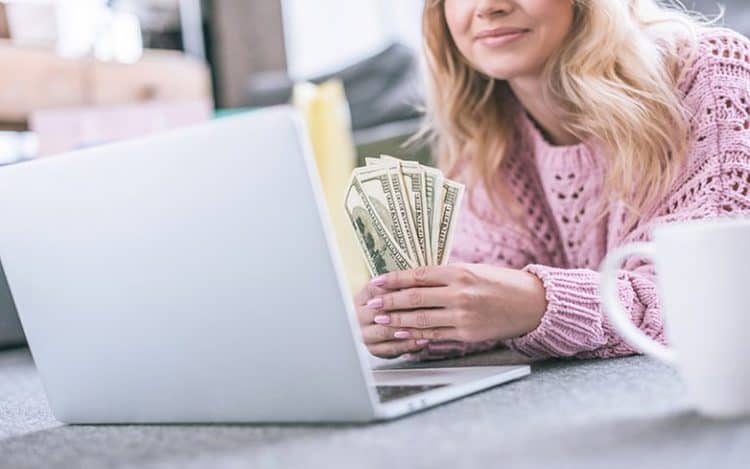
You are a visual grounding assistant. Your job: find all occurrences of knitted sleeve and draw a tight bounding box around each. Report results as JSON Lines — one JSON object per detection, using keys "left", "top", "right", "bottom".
{"left": 506, "top": 28, "right": 750, "bottom": 358}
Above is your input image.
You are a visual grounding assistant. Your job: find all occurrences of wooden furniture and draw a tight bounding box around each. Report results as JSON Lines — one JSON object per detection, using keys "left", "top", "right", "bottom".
{"left": 207, "top": 0, "right": 287, "bottom": 108}
{"left": 0, "top": 40, "right": 212, "bottom": 130}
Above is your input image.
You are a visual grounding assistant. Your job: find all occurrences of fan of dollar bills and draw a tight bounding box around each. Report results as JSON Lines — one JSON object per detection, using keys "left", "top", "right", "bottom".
{"left": 345, "top": 154, "right": 465, "bottom": 277}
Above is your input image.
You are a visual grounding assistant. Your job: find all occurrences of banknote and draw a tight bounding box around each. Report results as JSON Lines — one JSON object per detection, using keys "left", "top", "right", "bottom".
{"left": 346, "top": 154, "right": 464, "bottom": 275}
{"left": 380, "top": 155, "right": 429, "bottom": 265}
{"left": 421, "top": 165, "right": 444, "bottom": 265}
{"left": 435, "top": 179, "right": 464, "bottom": 265}
{"left": 345, "top": 174, "right": 414, "bottom": 276}
{"left": 354, "top": 165, "right": 414, "bottom": 263}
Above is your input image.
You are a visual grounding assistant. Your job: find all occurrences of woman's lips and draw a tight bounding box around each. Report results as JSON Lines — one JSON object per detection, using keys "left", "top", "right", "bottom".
{"left": 476, "top": 29, "right": 529, "bottom": 47}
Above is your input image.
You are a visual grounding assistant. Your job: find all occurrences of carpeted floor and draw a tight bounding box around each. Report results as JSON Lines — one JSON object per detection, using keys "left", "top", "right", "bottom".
{"left": 2, "top": 347, "right": 749, "bottom": 469}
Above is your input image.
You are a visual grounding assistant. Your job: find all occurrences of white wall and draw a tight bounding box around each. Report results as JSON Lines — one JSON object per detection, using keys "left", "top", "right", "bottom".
{"left": 281, "top": 0, "right": 424, "bottom": 79}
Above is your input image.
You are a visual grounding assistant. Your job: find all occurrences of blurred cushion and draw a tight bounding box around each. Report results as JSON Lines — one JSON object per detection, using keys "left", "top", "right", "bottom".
{"left": 292, "top": 80, "right": 369, "bottom": 293}
{"left": 247, "top": 42, "right": 422, "bottom": 131}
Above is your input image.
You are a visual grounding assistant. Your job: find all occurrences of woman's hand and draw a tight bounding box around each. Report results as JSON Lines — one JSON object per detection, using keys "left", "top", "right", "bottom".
{"left": 354, "top": 264, "right": 548, "bottom": 359}
{"left": 354, "top": 280, "right": 433, "bottom": 358}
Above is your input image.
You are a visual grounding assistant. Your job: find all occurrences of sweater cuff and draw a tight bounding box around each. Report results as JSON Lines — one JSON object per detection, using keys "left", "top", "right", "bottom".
{"left": 506, "top": 264, "right": 609, "bottom": 358}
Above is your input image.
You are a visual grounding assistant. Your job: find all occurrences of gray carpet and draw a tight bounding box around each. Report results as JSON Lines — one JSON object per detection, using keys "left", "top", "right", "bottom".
{"left": 1, "top": 347, "right": 749, "bottom": 469}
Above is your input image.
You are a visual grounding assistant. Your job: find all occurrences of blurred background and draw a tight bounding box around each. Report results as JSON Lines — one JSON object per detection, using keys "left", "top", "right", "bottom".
{"left": 0, "top": 0, "right": 742, "bottom": 168}
{"left": 0, "top": 0, "right": 428, "bottom": 167}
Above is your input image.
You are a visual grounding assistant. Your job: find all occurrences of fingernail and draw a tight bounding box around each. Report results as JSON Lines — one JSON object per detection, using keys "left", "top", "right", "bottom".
{"left": 373, "top": 315, "right": 391, "bottom": 325}
{"left": 366, "top": 298, "right": 384, "bottom": 310}
{"left": 371, "top": 275, "right": 386, "bottom": 287}
{"left": 416, "top": 339, "right": 429, "bottom": 346}
{"left": 394, "top": 331, "right": 411, "bottom": 339}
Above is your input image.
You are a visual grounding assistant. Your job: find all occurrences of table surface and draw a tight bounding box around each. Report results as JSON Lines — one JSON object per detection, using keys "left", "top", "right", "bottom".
{"left": 1, "top": 347, "right": 749, "bottom": 469}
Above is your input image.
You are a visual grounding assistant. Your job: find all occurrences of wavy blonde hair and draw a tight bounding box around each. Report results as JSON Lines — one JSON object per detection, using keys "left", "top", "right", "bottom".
{"left": 415, "top": 0, "right": 720, "bottom": 232}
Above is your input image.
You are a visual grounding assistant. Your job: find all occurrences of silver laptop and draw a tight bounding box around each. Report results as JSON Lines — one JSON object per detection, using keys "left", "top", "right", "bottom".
{"left": 0, "top": 106, "right": 529, "bottom": 423}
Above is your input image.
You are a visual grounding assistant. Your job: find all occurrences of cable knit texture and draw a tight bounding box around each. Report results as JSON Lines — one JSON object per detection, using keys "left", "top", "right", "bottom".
{"left": 414, "top": 27, "right": 750, "bottom": 361}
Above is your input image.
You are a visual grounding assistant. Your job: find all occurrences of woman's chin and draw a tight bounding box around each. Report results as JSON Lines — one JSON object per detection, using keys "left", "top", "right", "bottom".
{"left": 480, "top": 69, "right": 520, "bottom": 81}
{"left": 478, "top": 63, "right": 534, "bottom": 82}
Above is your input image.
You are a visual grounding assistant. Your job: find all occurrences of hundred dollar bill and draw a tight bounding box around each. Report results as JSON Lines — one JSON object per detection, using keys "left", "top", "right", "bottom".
{"left": 422, "top": 166, "right": 444, "bottom": 264}
{"left": 353, "top": 165, "right": 416, "bottom": 264}
{"left": 345, "top": 175, "right": 414, "bottom": 276}
{"left": 435, "top": 179, "right": 464, "bottom": 265}
{"left": 380, "top": 155, "right": 429, "bottom": 266}
{"left": 385, "top": 162, "right": 424, "bottom": 266}
{"left": 366, "top": 158, "right": 424, "bottom": 266}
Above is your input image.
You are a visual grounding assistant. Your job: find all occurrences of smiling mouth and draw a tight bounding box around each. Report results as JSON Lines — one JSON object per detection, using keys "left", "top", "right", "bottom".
{"left": 476, "top": 29, "right": 529, "bottom": 47}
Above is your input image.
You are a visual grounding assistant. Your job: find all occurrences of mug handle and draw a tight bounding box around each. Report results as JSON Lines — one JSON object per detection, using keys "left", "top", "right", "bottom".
{"left": 599, "top": 242, "right": 676, "bottom": 365}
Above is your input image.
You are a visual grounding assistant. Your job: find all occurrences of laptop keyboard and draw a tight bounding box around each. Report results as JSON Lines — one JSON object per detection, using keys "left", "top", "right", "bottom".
{"left": 375, "top": 384, "right": 447, "bottom": 403}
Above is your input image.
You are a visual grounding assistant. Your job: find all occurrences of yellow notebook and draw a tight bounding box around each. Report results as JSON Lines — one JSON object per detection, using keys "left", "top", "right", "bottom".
{"left": 292, "top": 80, "right": 368, "bottom": 294}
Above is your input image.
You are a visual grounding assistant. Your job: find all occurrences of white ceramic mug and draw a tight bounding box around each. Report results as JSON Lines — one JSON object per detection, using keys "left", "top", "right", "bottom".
{"left": 599, "top": 217, "right": 750, "bottom": 418}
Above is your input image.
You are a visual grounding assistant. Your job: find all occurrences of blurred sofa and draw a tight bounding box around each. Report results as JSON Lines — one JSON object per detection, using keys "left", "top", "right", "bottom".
{"left": 245, "top": 42, "right": 431, "bottom": 167}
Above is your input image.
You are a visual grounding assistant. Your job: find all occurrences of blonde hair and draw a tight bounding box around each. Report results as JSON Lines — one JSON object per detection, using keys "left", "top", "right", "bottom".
{"left": 414, "top": 0, "right": 720, "bottom": 232}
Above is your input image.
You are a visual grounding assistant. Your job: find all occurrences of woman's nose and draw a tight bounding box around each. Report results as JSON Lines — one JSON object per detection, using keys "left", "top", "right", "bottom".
{"left": 476, "top": 0, "right": 513, "bottom": 19}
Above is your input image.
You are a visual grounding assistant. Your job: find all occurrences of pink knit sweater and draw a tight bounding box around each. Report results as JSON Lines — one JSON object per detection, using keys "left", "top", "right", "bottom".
{"left": 416, "top": 27, "right": 750, "bottom": 361}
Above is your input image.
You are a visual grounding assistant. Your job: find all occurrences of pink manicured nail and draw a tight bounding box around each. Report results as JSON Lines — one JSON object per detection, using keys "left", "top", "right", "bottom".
{"left": 416, "top": 339, "right": 429, "bottom": 346}
{"left": 371, "top": 275, "right": 386, "bottom": 287}
{"left": 394, "top": 331, "right": 411, "bottom": 339}
{"left": 366, "top": 297, "right": 384, "bottom": 310}
{"left": 373, "top": 315, "right": 391, "bottom": 325}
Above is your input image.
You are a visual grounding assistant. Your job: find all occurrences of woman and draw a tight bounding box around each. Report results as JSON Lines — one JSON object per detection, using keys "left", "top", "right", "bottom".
{"left": 355, "top": 0, "right": 750, "bottom": 360}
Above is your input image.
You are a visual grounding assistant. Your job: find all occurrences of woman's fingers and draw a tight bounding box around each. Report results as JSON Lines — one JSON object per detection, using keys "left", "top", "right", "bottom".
{"left": 354, "top": 283, "right": 388, "bottom": 306}
{"left": 373, "top": 308, "right": 457, "bottom": 329}
{"left": 367, "top": 339, "right": 429, "bottom": 359}
{"left": 365, "top": 287, "right": 454, "bottom": 312}
{"left": 361, "top": 324, "right": 396, "bottom": 343}
{"left": 354, "top": 283, "right": 390, "bottom": 326}
{"left": 371, "top": 265, "right": 472, "bottom": 290}
{"left": 362, "top": 324, "right": 460, "bottom": 344}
